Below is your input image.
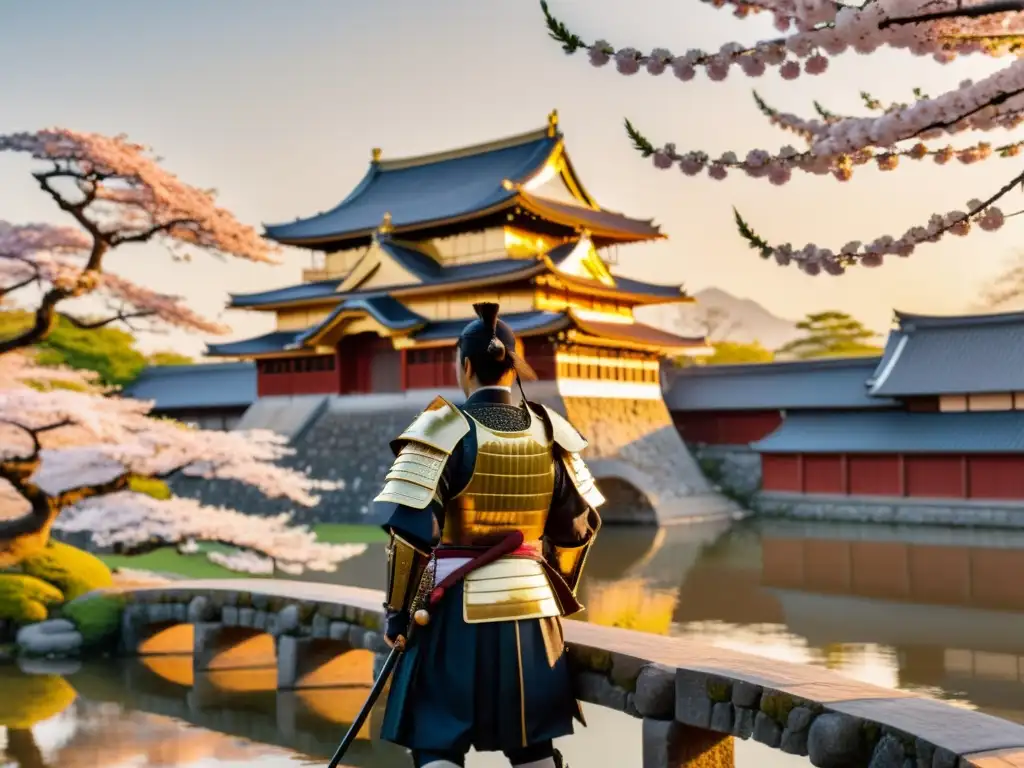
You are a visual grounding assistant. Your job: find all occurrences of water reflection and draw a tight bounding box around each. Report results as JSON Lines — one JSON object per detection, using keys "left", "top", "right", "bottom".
{"left": 10, "top": 517, "right": 1024, "bottom": 766}
{"left": 0, "top": 659, "right": 801, "bottom": 768}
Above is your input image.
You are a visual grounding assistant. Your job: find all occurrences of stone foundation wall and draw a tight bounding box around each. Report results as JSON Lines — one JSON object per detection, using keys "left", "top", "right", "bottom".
{"left": 689, "top": 445, "right": 762, "bottom": 505}
{"left": 171, "top": 385, "right": 736, "bottom": 527}
{"left": 755, "top": 492, "right": 1024, "bottom": 529}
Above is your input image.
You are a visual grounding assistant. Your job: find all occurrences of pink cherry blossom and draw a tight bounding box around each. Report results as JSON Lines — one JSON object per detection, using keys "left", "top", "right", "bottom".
{"left": 0, "top": 355, "right": 347, "bottom": 573}
{"left": 0, "top": 128, "right": 283, "bottom": 353}
{"left": 55, "top": 492, "right": 364, "bottom": 574}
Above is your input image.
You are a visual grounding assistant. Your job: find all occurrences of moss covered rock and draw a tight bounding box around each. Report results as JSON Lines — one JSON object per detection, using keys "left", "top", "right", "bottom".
{"left": 61, "top": 592, "right": 125, "bottom": 648}
{"left": 20, "top": 541, "right": 113, "bottom": 601}
{"left": 0, "top": 574, "right": 64, "bottom": 624}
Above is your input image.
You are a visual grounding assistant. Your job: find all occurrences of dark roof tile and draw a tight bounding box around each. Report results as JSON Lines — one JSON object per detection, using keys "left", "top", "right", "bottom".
{"left": 753, "top": 410, "right": 1024, "bottom": 453}
{"left": 206, "top": 330, "right": 303, "bottom": 357}
{"left": 666, "top": 356, "right": 894, "bottom": 411}
{"left": 869, "top": 310, "right": 1024, "bottom": 396}
{"left": 265, "top": 132, "right": 557, "bottom": 243}
{"left": 124, "top": 362, "right": 256, "bottom": 410}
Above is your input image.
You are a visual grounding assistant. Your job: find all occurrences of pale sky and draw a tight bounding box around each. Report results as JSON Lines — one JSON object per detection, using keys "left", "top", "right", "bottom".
{"left": 1, "top": 0, "right": 1020, "bottom": 356}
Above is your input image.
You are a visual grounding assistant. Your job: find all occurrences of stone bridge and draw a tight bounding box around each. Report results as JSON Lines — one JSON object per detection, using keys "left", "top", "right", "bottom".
{"left": 111, "top": 579, "right": 1024, "bottom": 768}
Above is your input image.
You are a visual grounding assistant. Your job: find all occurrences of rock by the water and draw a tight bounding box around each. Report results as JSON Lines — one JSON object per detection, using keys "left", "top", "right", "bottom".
{"left": 16, "top": 619, "right": 84, "bottom": 657}
{"left": 18, "top": 656, "right": 82, "bottom": 676}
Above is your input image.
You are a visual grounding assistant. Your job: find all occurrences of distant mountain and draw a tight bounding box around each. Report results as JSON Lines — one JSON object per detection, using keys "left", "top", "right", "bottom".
{"left": 636, "top": 287, "right": 801, "bottom": 351}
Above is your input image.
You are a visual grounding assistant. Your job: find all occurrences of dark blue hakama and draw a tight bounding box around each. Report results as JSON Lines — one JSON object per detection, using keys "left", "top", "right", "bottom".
{"left": 380, "top": 582, "right": 580, "bottom": 755}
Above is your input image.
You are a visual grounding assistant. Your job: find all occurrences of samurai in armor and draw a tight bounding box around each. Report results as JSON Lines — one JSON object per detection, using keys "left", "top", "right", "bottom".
{"left": 375, "top": 303, "right": 604, "bottom": 768}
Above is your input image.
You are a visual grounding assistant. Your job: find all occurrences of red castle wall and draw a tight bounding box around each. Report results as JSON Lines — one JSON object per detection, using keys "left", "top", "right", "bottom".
{"left": 673, "top": 410, "right": 783, "bottom": 445}
{"left": 762, "top": 452, "right": 1024, "bottom": 501}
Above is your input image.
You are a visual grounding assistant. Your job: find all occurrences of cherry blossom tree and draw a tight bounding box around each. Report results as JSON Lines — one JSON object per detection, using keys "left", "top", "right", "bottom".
{"left": 0, "top": 128, "right": 357, "bottom": 576}
{"left": 0, "top": 351, "right": 353, "bottom": 574}
{"left": 541, "top": 0, "right": 1023, "bottom": 276}
{"left": 0, "top": 128, "right": 279, "bottom": 353}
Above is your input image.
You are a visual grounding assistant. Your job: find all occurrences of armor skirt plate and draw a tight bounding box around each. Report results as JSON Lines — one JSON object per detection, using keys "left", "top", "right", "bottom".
{"left": 379, "top": 582, "right": 580, "bottom": 754}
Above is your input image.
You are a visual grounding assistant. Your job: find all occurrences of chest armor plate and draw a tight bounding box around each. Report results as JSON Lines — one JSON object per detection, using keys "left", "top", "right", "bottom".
{"left": 441, "top": 413, "right": 556, "bottom": 547}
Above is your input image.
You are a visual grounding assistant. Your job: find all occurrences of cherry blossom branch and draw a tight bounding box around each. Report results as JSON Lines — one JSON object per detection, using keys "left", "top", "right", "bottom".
{"left": 880, "top": 0, "right": 1024, "bottom": 27}
{"left": 630, "top": 116, "right": 1024, "bottom": 186}
{"left": 540, "top": 0, "right": 1024, "bottom": 93}
{"left": 733, "top": 166, "right": 1020, "bottom": 274}
{"left": 59, "top": 309, "right": 157, "bottom": 331}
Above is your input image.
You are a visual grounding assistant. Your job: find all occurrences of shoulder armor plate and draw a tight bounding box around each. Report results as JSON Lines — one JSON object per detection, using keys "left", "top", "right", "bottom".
{"left": 561, "top": 451, "right": 606, "bottom": 509}
{"left": 531, "top": 403, "right": 588, "bottom": 454}
{"left": 375, "top": 396, "right": 469, "bottom": 511}
{"left": 390, "top": 395, "right": 470, "bottom": 456}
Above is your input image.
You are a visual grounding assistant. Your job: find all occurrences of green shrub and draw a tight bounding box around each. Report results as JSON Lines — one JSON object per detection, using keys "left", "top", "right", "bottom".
{"left": 20, "top": 541, "right": 113, "bottom": 601}
{"left": 61, "top": 592, "right": 125, "bottom": 647}
{"left": 0, "top": 574, "right": 64, "bottom": 624}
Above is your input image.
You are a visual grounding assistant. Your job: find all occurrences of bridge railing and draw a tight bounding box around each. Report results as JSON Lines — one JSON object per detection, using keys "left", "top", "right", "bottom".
{"left": 113, "top": 579, "right": 1024, "bottom": 768}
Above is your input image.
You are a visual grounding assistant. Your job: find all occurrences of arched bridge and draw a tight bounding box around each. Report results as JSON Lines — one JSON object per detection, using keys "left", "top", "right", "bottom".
{"left": 112, "top": 579, "right": 1024, "bottom": 767}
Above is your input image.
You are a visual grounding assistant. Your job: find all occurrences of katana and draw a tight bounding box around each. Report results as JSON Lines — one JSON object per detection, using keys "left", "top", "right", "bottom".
{"left": 326, "top": 639, "right": 404, "bottom": 768}
{"left": 325, "top": 533, "right": 522, "bottom": 766}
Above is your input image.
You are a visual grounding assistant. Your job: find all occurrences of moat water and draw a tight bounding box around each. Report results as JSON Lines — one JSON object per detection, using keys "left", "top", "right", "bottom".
{"left": 8, "top": 517, "right": 1024, "bottom": 767}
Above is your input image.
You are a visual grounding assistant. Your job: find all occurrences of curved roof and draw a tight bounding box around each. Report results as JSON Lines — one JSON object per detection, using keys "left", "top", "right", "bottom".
{"left": 262, "top": 121, "right": 663, "bottom": 248}
{"left": 667, "top": 356, "right": 894, "bottom": 411}
{"left": 264, "top": 129, "right": 558, "bottom": 245}
{"left": 293, "top": 295, "right": 427, "bottom": 348}
{"left": 869, "top": 309, "right": 1024, "bottom": 396}
{"left": 571, "top": 314, "right": 705, "bottom": 350}
{"left": 206, "top": 330, "right": 304, "bottom": 358}
{"left": 227, "top": 239, "right": 599, "bottom": 310}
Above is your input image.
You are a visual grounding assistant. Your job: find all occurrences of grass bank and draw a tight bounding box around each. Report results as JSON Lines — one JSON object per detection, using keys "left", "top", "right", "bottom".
{"left": 99, "top": 523, "right": 386, "bottom": 580}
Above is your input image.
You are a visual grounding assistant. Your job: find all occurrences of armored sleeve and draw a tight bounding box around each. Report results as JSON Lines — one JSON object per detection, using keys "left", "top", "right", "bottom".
{"left": 373, "top": 396, "right": 470, "bottom": 616}
{"left": 533, "top": 404, "right": 604, "bottom": 595}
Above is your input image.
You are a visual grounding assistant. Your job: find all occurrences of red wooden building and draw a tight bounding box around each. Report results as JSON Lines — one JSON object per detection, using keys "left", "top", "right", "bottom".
{"left": 669, "top": 310, "right": 1024, "bottom": 504}
{"left": 207, "top": 111, "right": 710, "bottom": 394}
{"left": 665, "top": 356, "right": 895, "bottom": 445}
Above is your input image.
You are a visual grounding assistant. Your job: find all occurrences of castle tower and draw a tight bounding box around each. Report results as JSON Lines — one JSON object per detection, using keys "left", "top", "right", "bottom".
{"left": 208, "top": 112, "right": 736, "bottom": 524}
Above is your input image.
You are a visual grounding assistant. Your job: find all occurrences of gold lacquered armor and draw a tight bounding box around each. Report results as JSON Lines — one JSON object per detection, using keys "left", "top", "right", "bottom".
{"left": 464, "top": 558, "right": 562, "bottom": 623}
{"left": 442, "top": 410, "right": 562, "bottom": 624}
{"left": 374, "top": 396, "right": 469, "bottom": 510}
{"left": 385, "top": 534, "right": 430, "bottom": 614}
{"left": 561, "top": 451, "right": 606, "bottom": 509}
{"left": 545, "top": 508, "right": 602, "bottom": 596}
{"left": 442, "top": 413, "right": 556, "bottom": 546}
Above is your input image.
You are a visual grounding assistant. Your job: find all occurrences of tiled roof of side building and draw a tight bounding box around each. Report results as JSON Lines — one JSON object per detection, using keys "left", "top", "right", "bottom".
{"left": 264, "top": 130, "right": 558, "bottom": 245}
{"left": 123, "top": 362, "right": 256, "bottom": 410}
{"left": 665, "top": 356, "right": 895, "bottom": 411}
{"left": 752, "top": 410, "right": 1024, "bottom": 453}
{"left": 868, "top": 309, "right": 1024, "bottom": 397}
{"left": 206, "top": 330, "right": 304, "bottom": 357}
